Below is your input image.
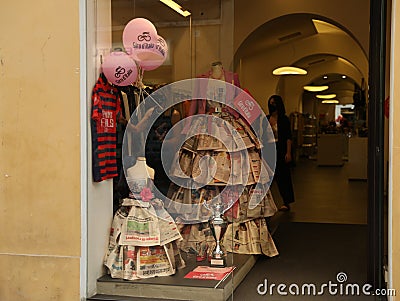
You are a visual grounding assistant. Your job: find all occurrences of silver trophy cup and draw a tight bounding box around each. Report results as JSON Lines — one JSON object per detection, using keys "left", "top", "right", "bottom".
{"left": 207, "top": 202, "right": 227, "bottom": 267}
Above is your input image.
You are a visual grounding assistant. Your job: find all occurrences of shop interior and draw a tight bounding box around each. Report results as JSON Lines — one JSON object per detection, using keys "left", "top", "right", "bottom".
{"left": 87, "top": 1, "right": 381, "bottom": 300}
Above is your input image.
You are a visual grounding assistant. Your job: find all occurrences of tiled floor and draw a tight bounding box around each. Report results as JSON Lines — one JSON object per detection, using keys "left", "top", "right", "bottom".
{"left": 233, "top": 158, "right": 372, "bottom": 301}
{"left": 233, "top": 159, "right": 372, "bottom": 301}
{"left": 270, "top": 158, "right": 368, "bottom": 225}
{"left": 233, "top": 222, "right": 373, "bottom": 301}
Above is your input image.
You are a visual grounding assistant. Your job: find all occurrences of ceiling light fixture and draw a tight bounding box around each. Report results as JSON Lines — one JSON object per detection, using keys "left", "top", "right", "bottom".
{"left": 272, "top": 66, "right": 307, "bottom": 75}
{"left": 316, "top": 94, "right": 337, "bottom": 99}
{"left": 322, "top": 99, "right": 339, "bottom": 104}
{"left": 303, "top": 85, "right": 329, "bottom": 92}
{"left": 342, "top": 75, "right": 347, "bottom": 79}
{"left": 160, "top": 0, "right": 191, "bottom": 17}
{"left": 312, "top": 19, "right": 342, "bottom": 34}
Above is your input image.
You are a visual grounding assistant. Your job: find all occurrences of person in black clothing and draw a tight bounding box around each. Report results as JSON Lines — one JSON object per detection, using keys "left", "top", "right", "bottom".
{"left": 267, "top": 95, "right": 295, "bottom": 211}
{"left": 145, "top": 110, "right": 174, "bottom": 197}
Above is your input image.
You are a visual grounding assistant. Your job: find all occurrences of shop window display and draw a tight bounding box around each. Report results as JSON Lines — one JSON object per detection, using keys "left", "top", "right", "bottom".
{"left": 92, "top": 15, "right": 278, "bottom": 299}
{"left": 102, "top": 74, "right": 279, "bottom": 283}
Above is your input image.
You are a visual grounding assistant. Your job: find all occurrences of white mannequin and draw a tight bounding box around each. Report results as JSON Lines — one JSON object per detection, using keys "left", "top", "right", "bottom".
{"left": 126, "top": 157, "right": 155, "bottom": 194}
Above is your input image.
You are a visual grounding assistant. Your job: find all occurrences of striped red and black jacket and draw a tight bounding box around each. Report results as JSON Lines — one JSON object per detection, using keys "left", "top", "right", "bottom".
{"left": 91, "top": 73, "right": 122, "bottom": 182}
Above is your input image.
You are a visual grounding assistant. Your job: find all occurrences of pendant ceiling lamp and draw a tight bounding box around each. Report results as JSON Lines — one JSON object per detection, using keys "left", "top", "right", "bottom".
{"left": 322, "top": 99, "right": 339, "bottom": 104}
{"left": 316, "top": 94, "right": 336, "bottom": 99}
{"left": 272, "top": 66, "right": 307, "bottom": 75}
{"left": 303, "top": 85, "right": 329, "bottom": 92}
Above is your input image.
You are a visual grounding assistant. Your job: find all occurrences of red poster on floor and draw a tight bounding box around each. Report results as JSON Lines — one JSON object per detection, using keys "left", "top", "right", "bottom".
{"left": 184, "top": 266, "right": 235, "bottom": 280}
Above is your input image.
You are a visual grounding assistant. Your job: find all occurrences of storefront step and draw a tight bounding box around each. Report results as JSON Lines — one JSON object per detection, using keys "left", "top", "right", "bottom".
{"left": 94, "top": 254, "right": 257, "bottom": 301}
{"left": 87, "top": 294, "right": 177, "bottom": 300}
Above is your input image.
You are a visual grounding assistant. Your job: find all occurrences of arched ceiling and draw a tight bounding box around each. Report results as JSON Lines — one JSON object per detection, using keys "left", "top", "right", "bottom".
{"left": 294, "top": 54, "right": 363, "bottom": 104}
{"left": 235, "top": 14, "right": 319, "bottom": 60}
{"left": 234, "top": 13, "right": 367, "bottom": 106}
{"left": 234, "top": 13, "right": 366, "bottom": 77}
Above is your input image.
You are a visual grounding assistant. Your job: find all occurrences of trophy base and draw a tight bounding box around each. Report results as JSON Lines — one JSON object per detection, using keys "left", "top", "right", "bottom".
{"left": 210, "top": 258, "right": 225, "bottom": 267}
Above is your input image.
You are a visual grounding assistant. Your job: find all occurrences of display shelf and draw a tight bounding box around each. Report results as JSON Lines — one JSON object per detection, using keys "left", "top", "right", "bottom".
{"left": 301, "top": 115, "right": 317, "bottom": 158}
{"left": 94, "top": 253, "right": 257, "bottom": 301}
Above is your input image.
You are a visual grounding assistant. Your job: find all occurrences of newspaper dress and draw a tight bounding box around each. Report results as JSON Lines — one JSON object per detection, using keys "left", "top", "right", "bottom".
{"left": 165, "top": 76, "right": 278, "bottom": 259}
{"left": 104, "top": 168, "right": 185, "bottom": 280}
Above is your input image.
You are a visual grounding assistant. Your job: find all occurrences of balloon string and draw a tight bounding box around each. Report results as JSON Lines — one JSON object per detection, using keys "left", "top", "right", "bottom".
{"left": 142, "top": 89, "right": 164, "bottom": 111}
{"left": 136, "top": 65, "right": 145, "bottom": 90}
{"left": 135, "top": 65, "right": 145, "bottom": 156}
{"left": 135, "top": 65, "right": 163, "bottom": 111}
{"left": 135, "top": 65, "right": 144, "bottom": 116}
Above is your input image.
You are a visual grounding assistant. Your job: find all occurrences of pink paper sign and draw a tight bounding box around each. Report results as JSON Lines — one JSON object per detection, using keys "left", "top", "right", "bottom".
{"left": 233, "top": 90, "right": 261, "bottom": 124}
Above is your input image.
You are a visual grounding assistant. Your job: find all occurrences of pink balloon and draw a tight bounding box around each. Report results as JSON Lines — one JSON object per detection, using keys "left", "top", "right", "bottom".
{"left": 101, "top": 51, "right": 138, "bottom": 86}
{"left": 122, "top": 18, "right": 161, "bottom": 62}
{"left": 138, "top": 35, "right": 169, "bottom": 71}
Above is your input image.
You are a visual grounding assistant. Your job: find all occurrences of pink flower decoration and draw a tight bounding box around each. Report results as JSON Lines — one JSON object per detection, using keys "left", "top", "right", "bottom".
{"left": 140, "top": 187, "right": 153, "bottom": 201}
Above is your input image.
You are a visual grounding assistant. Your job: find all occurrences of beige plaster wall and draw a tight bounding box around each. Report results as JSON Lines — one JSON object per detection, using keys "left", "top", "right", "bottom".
{"left": 0, "top": 1, "right": 81, "bottom": 300}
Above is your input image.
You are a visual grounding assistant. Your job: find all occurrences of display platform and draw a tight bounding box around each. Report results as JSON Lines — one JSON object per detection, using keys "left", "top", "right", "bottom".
{"left": 94, "top": 253, "right": 257, "bottom": 301}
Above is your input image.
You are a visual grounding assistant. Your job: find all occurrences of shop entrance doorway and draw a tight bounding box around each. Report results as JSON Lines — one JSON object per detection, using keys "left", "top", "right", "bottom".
{"left": 233, "top": 0, "right": 387, "bottom": 295}
{"left": 367, "top": 0, "right": 387, "bottom": 291}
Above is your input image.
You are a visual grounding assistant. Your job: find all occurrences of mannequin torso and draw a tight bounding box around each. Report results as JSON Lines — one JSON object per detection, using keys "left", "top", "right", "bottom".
{"left": 126, "top": 157, "right": 155, "bottom": 194}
